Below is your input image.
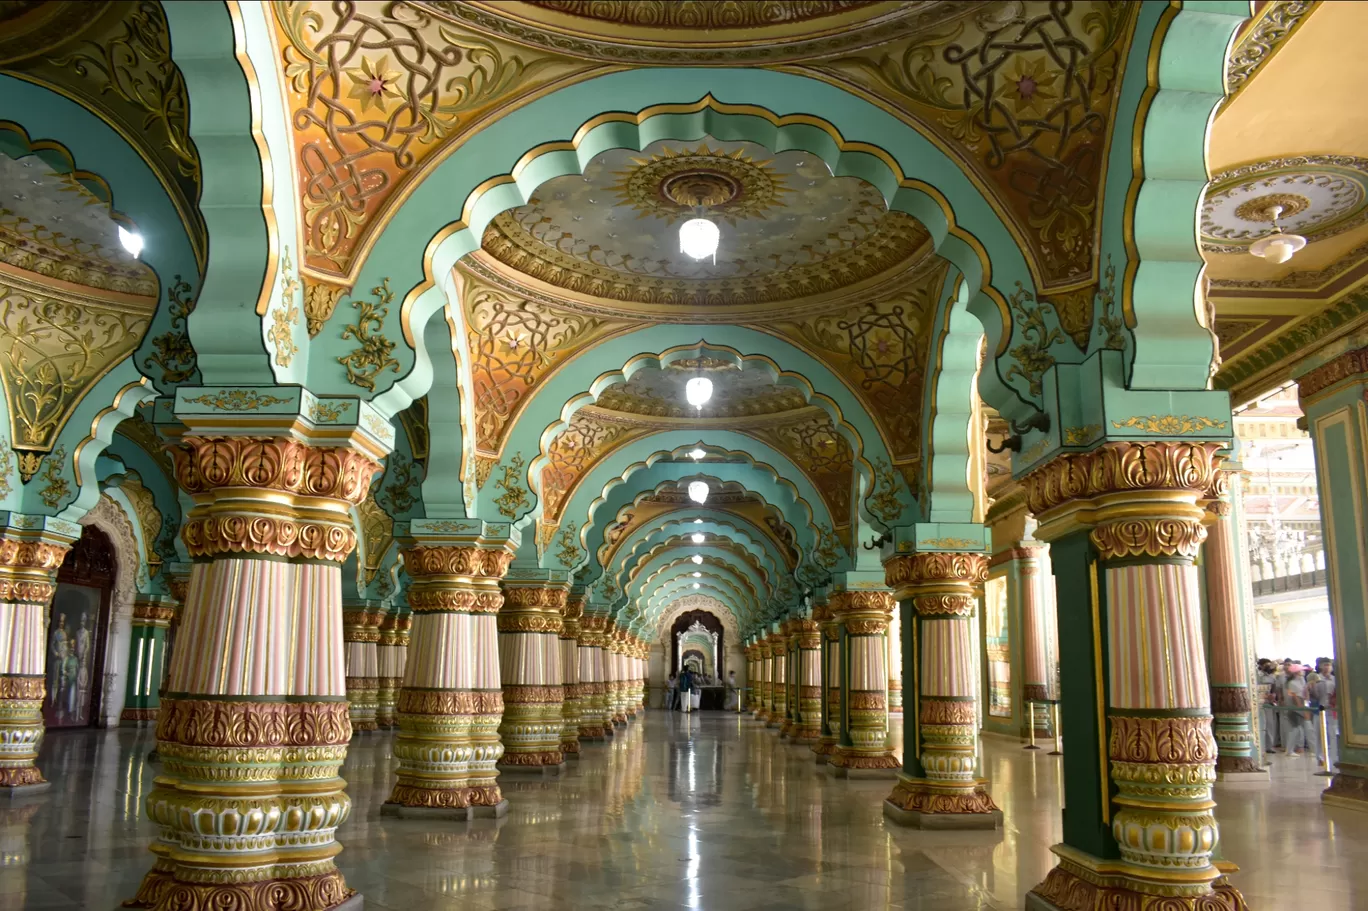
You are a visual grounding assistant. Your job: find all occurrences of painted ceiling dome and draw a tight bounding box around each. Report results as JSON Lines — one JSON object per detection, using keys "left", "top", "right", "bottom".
{"left": 480, "top": 137, "right": 931, "bottom": 313}
{"left": 593, "top": 361, "right": 809, "bottom": 420}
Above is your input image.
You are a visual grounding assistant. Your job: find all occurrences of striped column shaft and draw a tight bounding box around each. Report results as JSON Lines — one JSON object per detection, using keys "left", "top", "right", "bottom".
{"left": 1015, "top": 546, "right": 1057, "bottom": 739}
{"left": 375, "top": 613, "right": 409, "bottom": 729}
{"left": 813, "top": 602, "right": 842, "bottom": 762}
{"left": 120, "top": 596, "right": 176, "bottom": 726}
{"left": 384, "top": 542, "right": 512, "bottom": 819}
{"left": 829, "top": 591, "right": 900, "bottom": 776}
{"left": 560, "top": 595, "right": 583, "bottom": 756}
{"left": 342, "top": 602, "right": 383, "bottom": 734}
{"left": 883, "top": 552, "right": 999, "bottom": 823}
{"left": 127, "top": 435, "right": 381, "bottom": 911}
{"left": 1203, "top": 476, "right": 1262, "bottom": 776}
{"left": 757, "top": 639, "right": 772, "bottom": 720}
{"left": 497, "top": 583, "right": 566, "bottom": 772}
{"left": 0, "top": 527, "right": 70, "bottom": 793}
{"left": 887, "top": 602, "right": 903, "bottom": 713}
{"left": 767, "top": 634, "right": 786, "bottom": 729}
{"left": 577, "top": 616, "right": 606, "bottom": 739}
{"left": 608, "top": 628, "right": 627, "bottom": 726}
{"left": 778, "top": 622, "right": 797, "bottom": 737}
{"left": 794, "top": 620, "right": 822, "bottom": 743}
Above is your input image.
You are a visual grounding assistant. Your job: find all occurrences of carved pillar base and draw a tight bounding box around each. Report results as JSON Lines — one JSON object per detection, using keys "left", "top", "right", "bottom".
{"left": 1026, "top": 850, "right": 1248, "bottom": 911}
{"left": 1323, "top": 765, "right": 1368, "bottom": 811}
{"left": 884, "top": 774, "right": 1002, "bottom": 828}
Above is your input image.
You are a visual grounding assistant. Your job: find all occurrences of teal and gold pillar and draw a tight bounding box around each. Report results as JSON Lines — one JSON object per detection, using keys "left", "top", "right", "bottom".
{"left": 882, "top": 551, "right": 1001, "bottom": 827}
{"left": 828, "top": 591, "right": 899, "bottom": 777}
{"left": 119, "top": 595, "right": 177, "bottom": 726}
{"left": 608, "top": 624, "right": 627, "bottom": 727}
{"left": 813, "top": 600, "right": 841, "bottom": 762}
{"left": 1023, "top": 442, "right": 1245, "bottom": 910}
{"left": 128, "top": 429, "right": 382, "bottom": 910}
{"left": 496, "top": 579, "right": 566, "bottom": 774}
{"left": 1298, "top": 345, "right": 1368, "bottom": 808}
{"left": 755, "top": 638, "right": 772, "bottom": 721}
{"left": 0, "top": 521, "right": 72, "bottom": 794}
{"left": 384, "top": 527, "right": 513, "bottom": 819}
{"left": 375, "top": 611, "right": 408, "bottom": 730}
{"left": 342, "top": 599, "right": 383, "bottom": 734}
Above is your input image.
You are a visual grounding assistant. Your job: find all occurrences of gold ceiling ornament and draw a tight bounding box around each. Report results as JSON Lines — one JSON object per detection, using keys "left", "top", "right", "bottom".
{"left": 609, "top": 143, "right": 790, "bottom": 224}
{"left": 1224, "top": 0, "right": 1320, "bottom": 101}
{"left": 493, "top": 452, "right": 530, "bottom": 519}
{"left": 480, "top": 207, "right": 930, "bottom": 312}
{"left": 539, "top": 409, "right": 643, "bottom": 522}
{"left": 0, "top": 267, "right": 154, "bottom": 455}
{"left": 269, "top": 246, "right": 302, "bottom": 366}
{"left": 118, "top": 470, "right": 163, "bottom": 578}
{"left": 474, "top": 454, "right": 498, "bottom": 489}
{"left": 460, "top": 265, "right": 622, "bottom": 452}
{"left": 748, "top": 413, "right": 853, "bottom": 522}
{"left": 555, "top": 520, "right": 580, "bottom": 567}
{"left": 357, "top": 491, "right": 394, "bottom": 587}
{"left": 1004, "top": 282, "right": 1063, "bottom": 398}
{"left": 810, "top": 1, "right": 1135, "bottom": 290}
{"left": 1110, "top": 415, "right": 1229, "bottom": 435}
{"left": 1233, "top": 193, "right": 1312, "bottom": 223}
{"left": 142, "top": 276, "right": 198, "bottom": 386}
{"left": 36, "top": 444, "right": 69, "bottom": 508}
{"left": 303, "top": 278, "right": 348, "bottom": 337}
{"left": 16, "top": 450, "right": 43, "bottom": 485}
{"left": 337, "top": 278, "right": 400, "bottom": 392}
{"left": 0, "top": 437, "right": 12, "bottom": 498}
{"left": 1, "top": 1, "right": 206, "bottom": 264}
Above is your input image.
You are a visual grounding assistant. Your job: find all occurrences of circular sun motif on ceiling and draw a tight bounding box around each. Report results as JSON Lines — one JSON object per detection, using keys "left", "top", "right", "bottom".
{"left": 1201, "top": 156, "right": 1368, "bottom": 252}
{"left": 609, "top": 144, "right": 791, "bottom": 224}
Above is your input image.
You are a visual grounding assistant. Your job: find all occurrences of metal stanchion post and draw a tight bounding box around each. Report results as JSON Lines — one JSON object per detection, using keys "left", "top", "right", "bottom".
{"left": 1048, "top": 701, "right": 1063, "bottom": 756}
{"left": 1024, "top": 700, "right": 1041, "bottom": 750}
{"left": 1316, "top": 708, "right": 1335, "bottom": 777}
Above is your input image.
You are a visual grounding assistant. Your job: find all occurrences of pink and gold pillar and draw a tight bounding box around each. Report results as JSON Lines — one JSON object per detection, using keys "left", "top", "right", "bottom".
{"left": 1023, "top": 442, "right": 1245, "bottom": 910}
{"left": 342, "top": 600, "right": 383, "bottom": 734}
{"left": 384, "top": 530, "right": 513, "bottom": 819}
{"left": 496, "top": 580, "right": 566, "bottom": 775}
{"left": 559, "top": 594, "right": 583, "bottom": 757}
{"left": 813, "top": 599, "right": 841, "bottom": 762}
{"left": 793, "top": 619, "right": 822, "bottom": 743}
{"left": 828, "top": 591, "right": 900, "bottom": 777}
{"left": 882, "top": 552, "right": 1001, "bottom": 828}
{"left": 375, "top": 611, "right": 409, "bottom": 729}
{"left": 609, "top": 626, "right": 628, "bottom": 726}
{"left": 767, "top": 627, "right": 786, "bottom": 730}
{"left": 578, "top": 613, "right": 608, "bottom": 739}
{"left": 128, "top": 432, "right": 382, "bottom": 910}
{"left": 0, "top": 522, "right": 72, "bottom": 794}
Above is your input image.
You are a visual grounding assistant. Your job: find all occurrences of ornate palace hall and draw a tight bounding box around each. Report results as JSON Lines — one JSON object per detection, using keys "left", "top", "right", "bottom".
{"left": 1, "top": 2, "right": 1367, "bottom": 910}
{"left": 6, "top": 713, "right": 1366, "bottom": 910}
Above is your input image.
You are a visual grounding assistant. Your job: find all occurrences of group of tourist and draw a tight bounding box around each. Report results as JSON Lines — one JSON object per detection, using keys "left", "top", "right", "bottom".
{"left": 665, "top": 669, "right": 740, "bottom": 712}
{"left": 1258, "top": 656, "right": 1336, "bottom": 764}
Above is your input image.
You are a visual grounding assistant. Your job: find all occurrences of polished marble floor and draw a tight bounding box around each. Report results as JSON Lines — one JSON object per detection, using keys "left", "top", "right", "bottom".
{"left": 2, "top": 711, "right": 1365, "bottom": 910}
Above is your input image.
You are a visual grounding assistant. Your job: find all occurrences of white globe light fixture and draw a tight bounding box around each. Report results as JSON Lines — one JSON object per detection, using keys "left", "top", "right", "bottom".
{"left": 690, "top": 533, "right": 705, "bottom": 544}
{"left": 689, "top": 448, "right": 706, "bottom": 460}
{"left": 693, "top": 518, "right": 704, "bottom": 525}
{"left": 691, "top": 554, "right": 703, "bottom": 565}
{"left": 692, "top": 582, "right": 701, "bottom": 590}
{"left": 692, "top": 571, "right": 702, "bottom": 578}
{"left": 687, "top": 480, "right": 709, "bottom": 504}
{"left": 118, "top": 225, "right": 144, "bottom": 259}
{"left": 685, "top": 377, "right": 713, "bottom": 410}
{"left": 679, "top": 217, "right": 719, "bottom": 262}
{"left": 1249, "top": 204, "right": 1307, "bottom": 265}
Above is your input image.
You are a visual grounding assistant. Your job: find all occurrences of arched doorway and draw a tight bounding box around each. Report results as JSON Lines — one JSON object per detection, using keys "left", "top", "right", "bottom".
{"left": 43, "top": 527, "right": 117, "bottom": 730}
{"left": 670, "top": 609, "right": 725, "bottom": 680}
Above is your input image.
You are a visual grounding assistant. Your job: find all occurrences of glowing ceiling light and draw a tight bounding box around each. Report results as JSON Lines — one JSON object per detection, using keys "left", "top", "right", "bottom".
{"left": 685, "top": 377, "right": 713, "bottom": 410}
{"left": 693, "top": 518, "right": 704, "bottom": 524}
{"left": 687, "top": 480, "right": 709, "bottom": 504}
{"left": 689, "top": 448, "right": 706, "bottom": 460}
{"left": 691, "top": 533, "right": 705, "bottom": 544}
{"left": 118, "top": 225, "right": 144, "bottom": 259}
{"left": 691, "top": 554, "right": 703, "bottom": 565}
{"left": 1249, "top": 204, "right": 1307, "bottom": 264}
{"left": 692, "top": 571, "right": 702, "bottom": 578}
{"left": 679, "top": 217, "right": 719, "bottom": 262}
{"left": 692, "top": 582, "right": 701, "bottom": 589}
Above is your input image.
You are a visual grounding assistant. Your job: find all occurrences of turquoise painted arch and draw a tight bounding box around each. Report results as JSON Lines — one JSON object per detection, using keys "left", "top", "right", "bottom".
{"left": 361, "top": 70, "right": 1037, "bottom": 425}
{"left": 624, "top": 544, "right": 774, "bottom": 613}
{"left": 504, "top": 336, "right": 896, "bottom": 532}
{"left": 617, "top": 533, "right": 785, "bottom": 613}
{"left": 642, "top": 576, "right": 766, "bottom": 636}
{"left": 565, "top": 463, "right": 825, "bottom": 595}
{"left": 612, "top": 515, "right": 793, "bottom": 598}
{"left": 550, "top": 430, "right": 839, "bottom": 569}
